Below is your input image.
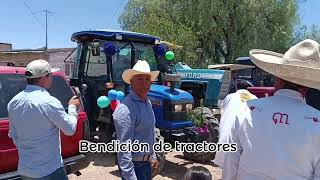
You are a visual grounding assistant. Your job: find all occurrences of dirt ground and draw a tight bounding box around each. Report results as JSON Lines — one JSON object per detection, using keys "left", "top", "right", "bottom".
{"left": 68, "top": 152, "right": 222, "bottom": 180}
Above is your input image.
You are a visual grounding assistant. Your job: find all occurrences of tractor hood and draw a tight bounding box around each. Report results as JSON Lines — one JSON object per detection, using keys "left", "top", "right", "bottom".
{"left": 148, "top": 84, "right": 193, "bottom": 104}
{"left": 176, "top": 69, "right": 225, "bottom": 80}
{"left": 174, "top": 62, "right": 225, "bottom": 81}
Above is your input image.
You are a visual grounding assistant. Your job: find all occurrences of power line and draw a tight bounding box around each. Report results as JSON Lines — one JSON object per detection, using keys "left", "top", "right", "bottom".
{"left": 108, "top": 0, "right": 126, "bottom": 28}
{"left": 42, "top": 10, "right": 55, "bottom": 51}
{"left": 22, "top": 0, "right": 55, "bottom": 50}
{"left": 23, "top": 1, "right": 44, "bottom": 28}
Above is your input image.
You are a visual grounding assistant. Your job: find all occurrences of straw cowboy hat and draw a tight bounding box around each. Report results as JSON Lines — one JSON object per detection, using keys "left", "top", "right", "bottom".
{"left": 208, "top": 64, "right": 254, "bottom": 71}
{"left": 249, "top": 39, "right": 320, "bottom": 90}
{"left": 122, "top": 60, "right": 160, "bottom": 84}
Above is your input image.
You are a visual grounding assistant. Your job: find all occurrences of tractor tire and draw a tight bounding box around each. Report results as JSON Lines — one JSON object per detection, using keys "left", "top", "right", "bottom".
{"left": 183, "top": 107, "right": 219, "bottom": 163}
{"left": 152, "top": 128, "right": 166, "bottom": 177}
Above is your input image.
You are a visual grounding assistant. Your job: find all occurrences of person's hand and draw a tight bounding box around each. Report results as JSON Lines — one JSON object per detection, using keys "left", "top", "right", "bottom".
{"left": 69, "top": 95, "right": 80, "bottom": 107}
{"left": 150, "top": 159, "right": 159, "bottom": 177}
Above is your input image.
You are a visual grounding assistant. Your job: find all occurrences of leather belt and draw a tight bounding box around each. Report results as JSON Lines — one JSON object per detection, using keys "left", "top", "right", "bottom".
{"left": 132, "top": 154, "right": 152, "bottom": 162}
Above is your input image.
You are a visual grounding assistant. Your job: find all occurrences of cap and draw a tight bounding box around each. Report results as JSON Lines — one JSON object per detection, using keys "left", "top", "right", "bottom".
{"left": 25, "top": 59, "right": 60, "bottom": 79}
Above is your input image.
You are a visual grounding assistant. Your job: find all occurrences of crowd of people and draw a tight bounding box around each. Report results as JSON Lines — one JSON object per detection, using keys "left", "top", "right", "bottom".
{"left": 6, "top": 38, "right": 320, "bottom": 180}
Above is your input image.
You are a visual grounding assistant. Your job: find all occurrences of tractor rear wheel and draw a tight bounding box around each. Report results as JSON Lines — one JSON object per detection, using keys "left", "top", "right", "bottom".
{"left": 183, "top": 107, "right": 219, "bottom": 163}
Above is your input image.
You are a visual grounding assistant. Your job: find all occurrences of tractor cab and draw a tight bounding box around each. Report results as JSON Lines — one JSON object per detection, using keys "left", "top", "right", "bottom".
{"left": 208, "top": 63, "right": 255, "bottom": 93}
{"left": 235, "top": 57, "right": 275, "bottom": 97}
{"left": 236, "top": 57, "right": 275, "bottom": 87}
{"left": 69, "top": 30, "right": 195, "bottom": 144}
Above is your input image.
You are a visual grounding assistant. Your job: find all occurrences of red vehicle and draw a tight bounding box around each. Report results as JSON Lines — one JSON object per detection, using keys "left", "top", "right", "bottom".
{"left": 0, "top": 66, "right": 90, "bottom": 179}
{"left": 247, "top": 86, "right": 275, "bottom": 98}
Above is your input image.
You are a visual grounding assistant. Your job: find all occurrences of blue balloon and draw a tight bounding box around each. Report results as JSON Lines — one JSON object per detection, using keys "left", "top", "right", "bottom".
{"left": 108, "top": 89, "right": 118, "bottom": 100}
{"left": 116, "top": 91, "right": 125, "bottom": 100}
{"left": 97, "top": 96, "right": 110, "bottom": 108}
{"left": 103, "top": 42, "right": 117, "bottom": 57}
{"left": 154, "top": 44, "right": 167, "bottom": 56}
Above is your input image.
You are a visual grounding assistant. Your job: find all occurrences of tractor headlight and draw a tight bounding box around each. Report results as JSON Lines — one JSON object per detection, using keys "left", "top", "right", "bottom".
{"left": 186, "top": 103, "right": 193, "bottom": 111}
{"left": 174, "top": 105, "right": 183, "bottom": 112}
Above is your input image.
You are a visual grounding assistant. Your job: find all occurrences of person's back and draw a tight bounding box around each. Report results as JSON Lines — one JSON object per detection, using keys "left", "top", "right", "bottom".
{"left": 224, "top": 89, "right": 320, "bottom": 179}
{"left": 223, "top": 39, "right": 320, "bottom": 180}
{"left": 8, "top": 86, "right": 73, "bottom": 177}
{"left": 7, "top": 59, "right": 80, "bottom": 179}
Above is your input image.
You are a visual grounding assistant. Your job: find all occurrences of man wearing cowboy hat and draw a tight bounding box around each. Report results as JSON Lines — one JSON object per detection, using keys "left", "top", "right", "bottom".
{"left": 113, "top": 60, "right": 159, "bottom": 180}
{"left": 222, "top": 39, "right": 320, "bottom": 180}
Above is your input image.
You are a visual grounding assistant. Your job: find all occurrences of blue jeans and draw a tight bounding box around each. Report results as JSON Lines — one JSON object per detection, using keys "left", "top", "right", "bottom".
{"left": 120, "top": 161, "right": 152, "bottom": 180}
{"left": 20, "top": 167, "right": 68, "bottom": 180}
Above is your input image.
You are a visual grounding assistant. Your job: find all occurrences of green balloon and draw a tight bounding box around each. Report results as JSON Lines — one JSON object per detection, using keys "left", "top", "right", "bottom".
{"left": 165, "top": 51, "right": 174, "bottom": 61}
{"left": 97, "top": 96, "right": 110, "bottom": 108}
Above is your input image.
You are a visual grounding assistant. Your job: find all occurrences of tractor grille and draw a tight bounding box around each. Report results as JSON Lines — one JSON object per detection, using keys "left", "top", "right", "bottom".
{"left": 218, "top": 71, "right": 231, "bottom": 101}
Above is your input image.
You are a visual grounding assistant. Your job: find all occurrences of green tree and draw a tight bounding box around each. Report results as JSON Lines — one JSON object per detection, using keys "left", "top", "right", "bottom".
{"left": 292, "top": 25, "right": 320, "bottom": 44}
{"left": 119, "top": 0, "right": 299, "bottom": 67}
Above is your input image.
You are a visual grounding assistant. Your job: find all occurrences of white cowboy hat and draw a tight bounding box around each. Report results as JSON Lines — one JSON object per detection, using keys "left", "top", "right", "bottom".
{"left": 249, "top": 39, "right": 320, "bottom": 90}
{"left": 122, "top": 60, "right": 160, "bottom": 84}
{"left": 208, "top": 64, "right": 254, "bottom": 71}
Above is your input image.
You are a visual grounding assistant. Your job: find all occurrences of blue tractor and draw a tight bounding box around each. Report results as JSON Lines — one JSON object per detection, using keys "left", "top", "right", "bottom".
{"left": 69, "top": 30, "right": 219, "bottom": 172}
{"left": 174, "top": 62, "right": 230, "bottom": 111}
{"left": 158, "top": 42, "right": 231, "bottom": 119}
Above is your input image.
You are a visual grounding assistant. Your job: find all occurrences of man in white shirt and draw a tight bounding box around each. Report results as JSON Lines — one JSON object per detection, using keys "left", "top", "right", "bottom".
{"left": 214, "top": 80, "right": 257, "bottom": 167}
{"left": 223, "top": 39, "right": 320, "bottom": 180}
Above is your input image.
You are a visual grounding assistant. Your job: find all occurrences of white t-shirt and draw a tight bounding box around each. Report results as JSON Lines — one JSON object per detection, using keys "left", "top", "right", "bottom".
{"left": 214, "top": 89, "right": 257, "bottom": 167}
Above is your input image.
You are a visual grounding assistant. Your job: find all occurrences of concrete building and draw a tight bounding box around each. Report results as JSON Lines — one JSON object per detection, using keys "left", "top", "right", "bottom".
{"left": 0, "top": 43, "right": 12, "bottom": 51}
{"left": 0, "top": 47, "right": 76, "bottom": 78}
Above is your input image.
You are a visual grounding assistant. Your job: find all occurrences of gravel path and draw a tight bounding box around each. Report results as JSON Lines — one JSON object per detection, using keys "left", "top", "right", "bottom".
{"left": 68, "top": 152, "right": 222, "bottom": 180}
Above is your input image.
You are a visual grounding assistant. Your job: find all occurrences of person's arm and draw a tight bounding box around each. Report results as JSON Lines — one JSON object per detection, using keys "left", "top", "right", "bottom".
{"left": 222, "top": 115, "right": 243, "bottom": 180}
{"left": 44, "top": 98, "right": 78, "bottom": 136}
{"left": 8, "top": 120, "right": 18, "bottom": 145}
{"left": 7, "top": 103, "right": 17, "bottom": 144}
{"left": 113, "top": 104, "right": 137, "bottom": 180}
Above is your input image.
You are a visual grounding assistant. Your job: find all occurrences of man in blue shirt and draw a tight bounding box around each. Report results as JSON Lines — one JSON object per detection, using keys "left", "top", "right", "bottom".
{"left": 113, "top": 60, "right": 160, "bottom": 180}
{"left": 7, "top": 59, "right": 80, "bottom": 180}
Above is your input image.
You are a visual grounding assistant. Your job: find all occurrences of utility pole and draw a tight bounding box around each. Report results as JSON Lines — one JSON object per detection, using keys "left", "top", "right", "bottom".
{"left": 42, "top": 10, "right": 55, "bottom": 52}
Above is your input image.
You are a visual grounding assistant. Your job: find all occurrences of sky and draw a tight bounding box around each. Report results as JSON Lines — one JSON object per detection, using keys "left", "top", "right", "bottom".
{"left": 0, "top": 0, "right": 319, "bottom": 50}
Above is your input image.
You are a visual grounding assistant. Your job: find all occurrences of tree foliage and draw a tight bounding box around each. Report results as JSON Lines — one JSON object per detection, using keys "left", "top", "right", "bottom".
{"left": 120, "top": 0, "right": 300, "bottom": 67}
{"left": 292, "top": 25, "right": 320, "bottom": 44}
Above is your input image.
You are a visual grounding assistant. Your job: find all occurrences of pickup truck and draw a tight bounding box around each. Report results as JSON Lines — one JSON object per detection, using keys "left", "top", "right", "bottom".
{"left": 0, "top": 66, "right": 90, "bottom": 179}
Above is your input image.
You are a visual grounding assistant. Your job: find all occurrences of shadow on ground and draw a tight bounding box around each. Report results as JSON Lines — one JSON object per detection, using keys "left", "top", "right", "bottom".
{"left": 174, "top": 154, "right": 220, "bottom": 167}
{"left": 86, "top": 152, "right": 117, "bottom": 167}
{"left": 157, "top": 160, "right": 189, "bottom": 180}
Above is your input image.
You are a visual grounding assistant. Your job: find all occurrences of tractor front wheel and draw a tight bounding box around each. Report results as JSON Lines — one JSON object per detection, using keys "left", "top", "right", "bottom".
{"left": 183, "top": 107, "right": 219, "bottom": 163}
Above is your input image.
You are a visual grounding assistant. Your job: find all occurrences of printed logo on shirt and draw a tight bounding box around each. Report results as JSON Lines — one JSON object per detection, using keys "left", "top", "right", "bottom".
{"left": 304, "top": 116, "right": 320, "bottom": 123}
{"left": 249, "top": 105, "right": 262, "bottom": 112}
{"left": 272, "top": 112, "right": 289, "bottom": 125}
